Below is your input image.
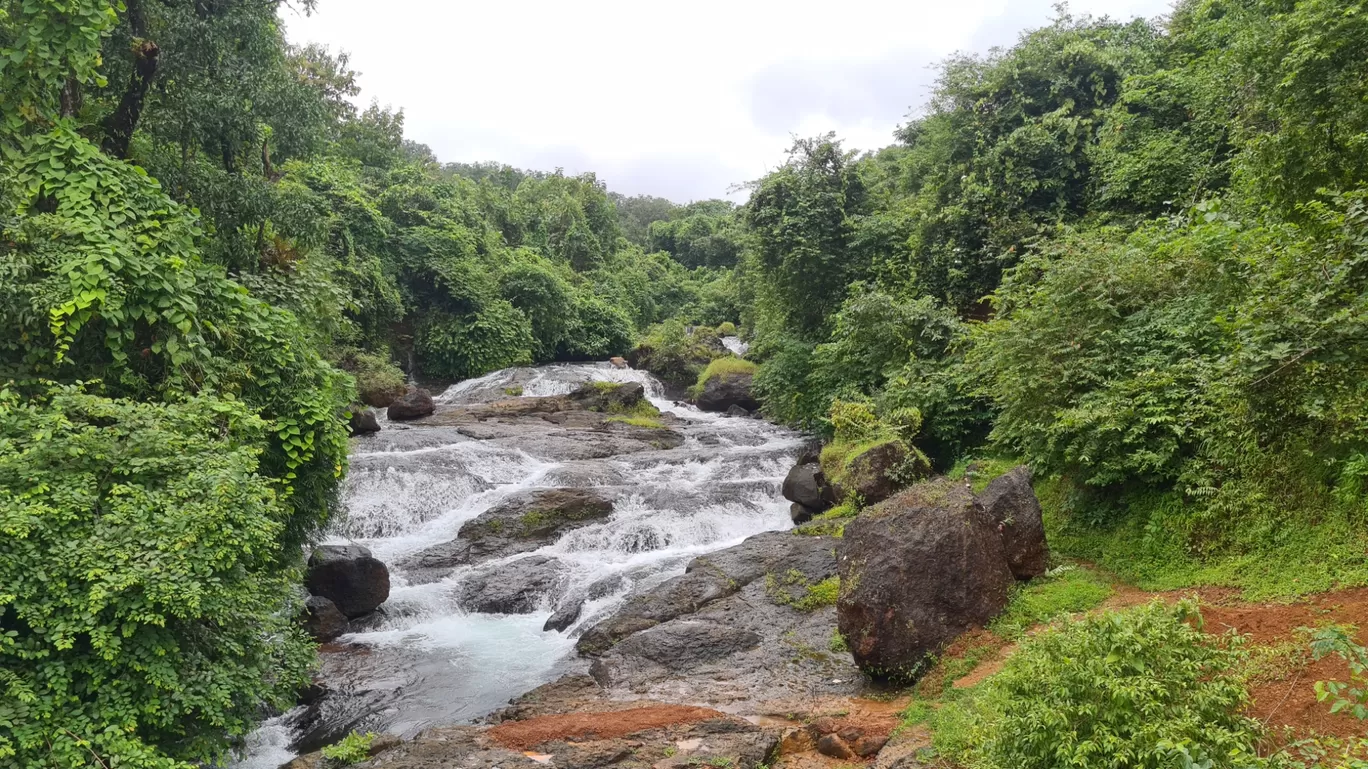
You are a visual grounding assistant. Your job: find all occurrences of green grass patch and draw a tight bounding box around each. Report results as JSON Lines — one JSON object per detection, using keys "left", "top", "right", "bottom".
{"left": 793, "top": 501, "right": 858, "bottom": 537}
{"left": 765, "top": 570, "right": 840, "bottom": 611}
{"left": 948, "top": 455, "right": 1022, "bottom": 493}
{"left": 689, "top": 357, "right": 758, "bottom": 397}
{"left": 503, "top": 385, "right": 524, "bottom": 396}
{"left": 989, "top": 565, "right": 1114, "bottom": 640}
{"left": 829, "top": 629, "right": 849, "bottom": 653}
{"left": 1039, "top": 477, "right": 1368, "bottom": 601}
{"left": 605, "top": 399, "right": 666, "bottom": 429}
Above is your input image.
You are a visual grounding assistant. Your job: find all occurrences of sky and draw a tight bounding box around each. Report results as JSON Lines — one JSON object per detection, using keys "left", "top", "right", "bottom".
{"left": 282, "top": 0, "right": 1174, "bottom": 204}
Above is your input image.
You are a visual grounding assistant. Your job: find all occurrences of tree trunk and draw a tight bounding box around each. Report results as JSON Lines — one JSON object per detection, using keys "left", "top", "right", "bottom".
{"left": 102, "top": 0, "right": 160, "bottom": 159}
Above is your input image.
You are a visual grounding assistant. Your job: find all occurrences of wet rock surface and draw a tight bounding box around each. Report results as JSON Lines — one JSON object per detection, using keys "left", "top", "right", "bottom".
{"left": 402, "top": 488, "right": 615, "bottom": 583}
{"left": 837, "top": 478, "right": 1015, "bottom": 679}
{"left": 457, "top": 555, "right": 568, "bottom": 614}
{"left": 782, "top": 461, "right": 832, "bottom": 512}
{"left": 694, "top": 371, "right": 760, "bottom": 413}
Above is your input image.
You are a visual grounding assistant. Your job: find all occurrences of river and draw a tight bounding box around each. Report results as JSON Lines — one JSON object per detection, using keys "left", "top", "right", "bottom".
{"left": 234, "top": 361, "right": 804, "bottom": 767}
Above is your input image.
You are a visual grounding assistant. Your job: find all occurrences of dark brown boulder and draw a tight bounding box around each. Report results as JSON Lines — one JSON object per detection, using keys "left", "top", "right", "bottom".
{"left": 978, "top": 466, "right": 1048, "bottom": 580}
{"left": 830, "top": 441, "right": 930, "bottom": 506}
{"left": 386, "top": 386, "right": 435, "bottom": 421}
{"left": 695, "top": 372, "right": 760, "bottom": 413}
{"left": 305, "top": 545, "right": 391, "bottom": 619}
{"left": 782, "top": 461, "right": 832, "bottom": 512}
{"left": 836, "top": 478, "right": 1014, "bottom": 680}
{"left": 301, "top": 595, "right": 347, "bottom": 641}
{"left": 347, "top": 405, "right": 380, "bottom": 435}
{"left": 789, "top": 502, "right": 817, "bottom": 524}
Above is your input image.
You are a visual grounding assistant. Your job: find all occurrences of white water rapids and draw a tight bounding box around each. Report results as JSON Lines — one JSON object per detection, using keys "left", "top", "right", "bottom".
{"left": 233, "top": 363, "right": 803, "bottom": 767}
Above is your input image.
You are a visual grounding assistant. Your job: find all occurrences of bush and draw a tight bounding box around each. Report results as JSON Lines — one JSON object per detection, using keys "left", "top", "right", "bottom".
{"left": 0, "top": 386, "right": 314, "bottom": 767}
{"left": 939, "top": 601, "right": 1263, "bottom": 769}
{"left": 335, "top": 348, "right": 407, "bottom": 407}
{"left": 321, "top": 732, "right": 376, "bottom": 766}
{"left": 415, "top": 301, "right": 535, "bottom": 379}
{"left": 631, "top": 319, "right": 720, "bottom": 385}
{"left": 559, "top": 293, "right": 635, "bottom": 361}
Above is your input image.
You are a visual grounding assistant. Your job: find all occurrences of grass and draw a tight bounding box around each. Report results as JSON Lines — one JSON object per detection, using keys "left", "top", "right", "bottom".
{"left": 689, "top": 357, "right": 758, "bottom": 397}
{"left": 947, "top": 456, "right": 1022, "bottom": 493}
{"left": 793, "top": 500, "right": 858, "bottom": 537}
{"left": 503, "top": 385, "right": 524, "bottom": 396}
{"left": 765, "top": 570, "right": 840, "bottom": 611}
{"left": 1037, "top": 477, "right": 1368, "bottom": 601}
{"left": 989, "top": 565, "right": 1114, "bottom": 640}
{"left": 605, "top": 399, "right": 666, "bottom": 429}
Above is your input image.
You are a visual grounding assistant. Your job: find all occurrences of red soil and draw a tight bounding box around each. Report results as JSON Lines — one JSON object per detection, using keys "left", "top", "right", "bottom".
{"left": 487, "top": 704, "right": 727, "bottom": 750}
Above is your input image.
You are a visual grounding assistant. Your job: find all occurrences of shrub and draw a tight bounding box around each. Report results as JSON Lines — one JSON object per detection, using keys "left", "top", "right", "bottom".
{"left": 335, "top": 347, "right": 406, "bottom": 407}
{"left": 559, "top": 293, "right": 635, "bottom": 360}
{"left": 631, "top": 319, "right": 720, "bottom": 385}
{"left": 990, "top": 565, "right": 1114, "bottom": 639}
{"left": 415, "top": 301, "right": 535, "bottom": 380}
{"left": 0, "top": 386, "right": 314, "bottom": 767}
{"left": 939, "top": 601, "right": 1263, "bottom": 769}
{"left": 321, "top": 732, "right": 376, "bottom": 766}
{"left": 717, "top": 321, "right": 738, "bottom": 336}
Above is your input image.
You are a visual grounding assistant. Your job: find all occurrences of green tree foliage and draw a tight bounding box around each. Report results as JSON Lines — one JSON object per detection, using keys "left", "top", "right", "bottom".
{"left": 0, "top": 387, "right": 315, "bottom": 768}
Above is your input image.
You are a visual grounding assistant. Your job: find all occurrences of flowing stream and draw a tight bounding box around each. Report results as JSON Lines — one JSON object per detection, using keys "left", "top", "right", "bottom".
{"left": 234, "top": 363, "right": 803, "bottom": 767}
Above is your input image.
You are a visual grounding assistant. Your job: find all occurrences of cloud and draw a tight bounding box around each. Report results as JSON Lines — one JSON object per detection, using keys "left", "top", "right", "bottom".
{"left": 283, "top": 0, "right": 1175, "bottom": 204}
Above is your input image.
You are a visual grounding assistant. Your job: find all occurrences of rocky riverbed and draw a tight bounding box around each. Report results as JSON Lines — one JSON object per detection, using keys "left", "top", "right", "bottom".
{"left": 235, "top": 363, "right": 887, "bottom": 768}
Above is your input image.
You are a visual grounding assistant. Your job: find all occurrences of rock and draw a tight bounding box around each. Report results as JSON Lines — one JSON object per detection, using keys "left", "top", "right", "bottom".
{"left": 457, "top": 555, "right": 567, "bottom": 614}
{"left": 831, "top": 440, "right": 930, "bottom": 507}
{"left": 387, "top": 386, "right": 435, "bottom": 421}
{"left": 725, "top": 404, "right": 750, "bottom": 418}
{"left": 606, "top": 620, "right": 762, "bottom": 671}
{"left": 609, "top": 356, "right": 628, "bottom": 368}
{"left": 577, "top": 531, "right": 836, "bottom": 655}
{"left": 855, "top": 735, "right": 889, "bottom": 757}
{"left": 817, "top": 734, "right": 857, "bottom": 760}
{"left": 978, "top": 466, "right": 1048, "bottom": 580}
{"left": 348, "top": 405, "right": 381, "bottom": 435}
{"left": 789, "top": 502, "right": 817, "bottom": 524}
{"left": 305, "top": 545, "right": 391, "bottom": 619}
{"left": 544, "top": 574, "right": 625, "bottom": 633}
{"left": 566, "top": 381, "right": 646, "bottom": 412}
{"left": 782, "top": 461, "right": 832, "bottom": 512}
{"left": 837, "top": 478, "right": 1014, "bottom": 680}
{"left": 301, "top": 595, "right": 347, "bottom": 641}
{"left": 404, "top": 488, "right": 614, "bottom": 580}
{"left": 694, "top": 371, "right": 760, "bottom": 413}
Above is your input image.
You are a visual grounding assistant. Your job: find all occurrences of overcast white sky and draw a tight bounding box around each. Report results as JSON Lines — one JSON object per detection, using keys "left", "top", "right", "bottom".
{"left": 283, "top": 0, "right": 1174, "bottom": 203}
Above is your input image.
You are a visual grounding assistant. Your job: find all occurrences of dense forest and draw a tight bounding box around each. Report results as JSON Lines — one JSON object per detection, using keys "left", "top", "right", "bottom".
{"left": 3, "top": 0, "right": 1368, "bottom": 765}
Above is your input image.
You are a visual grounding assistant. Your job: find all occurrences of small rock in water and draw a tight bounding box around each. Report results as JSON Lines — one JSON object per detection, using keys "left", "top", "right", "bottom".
{"left": 306, "top": 545, "right": 390, "bottom": 619}
{"left": 725, "top": 404, "right": 750, "bottom": 418}
{"left": 301, "top": 595, "right": 347, "bottom": 641}
{"left": 347, "top": 405, "right": 380, "bottom": 435}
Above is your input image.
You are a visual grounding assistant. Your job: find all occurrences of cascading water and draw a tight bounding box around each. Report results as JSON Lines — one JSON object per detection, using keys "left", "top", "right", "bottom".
{"left": 232, "top": 363, "right": 803, "bottom": 767}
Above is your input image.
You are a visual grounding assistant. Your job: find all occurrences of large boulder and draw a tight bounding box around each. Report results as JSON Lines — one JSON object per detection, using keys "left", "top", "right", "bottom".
{"left": 387, "top": 386, "right": 435, "bottom": 421}
{"left": 305, "top": 545, "right": 391, "bottom": 619}
{"left": 977, "top": 466, "right": 1048, "bottom": 580}
{"left": 347, "top": 405, "right": 380, "bottom": 435}
{"left": 403, "top": 488, "right": 614, "bottom": 581}
{"left": 694, "top": 371, "right": 760, "bottom": 413}
{"left": 836, "top": 478, "right": 1014, "bottom": 680}
{"left": 829, "top": 441, "right": 930, "bottom": 507}
{"left": 782, "top": 461, "right": 833, "bottom": 512}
